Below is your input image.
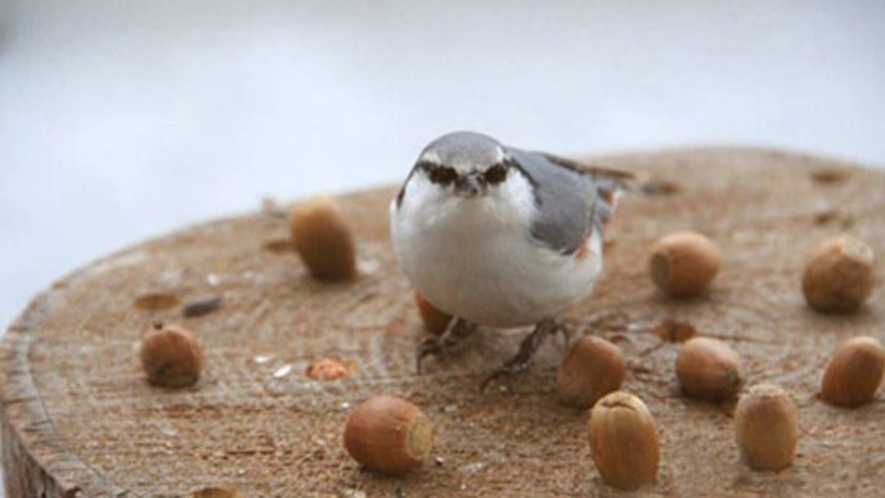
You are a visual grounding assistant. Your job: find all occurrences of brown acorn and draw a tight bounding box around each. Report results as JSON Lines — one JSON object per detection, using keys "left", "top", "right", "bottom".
{"left": 587, "top": 392, "right": 660, "bottom": 490}
{"left": 557, "top": 336, "right": 626, "bottom": 408}
{"left": 139, "top": 324, "right": 203, "bottom": 388}
{"left": 289, "top": 197, "right": 357, "bottom": 281}
{"left": 415, "top": 292, "right": 453, "bottom": 335}
{"left": 735, "top": 384, "right": 798, "bottom": 471}
{"left": 649, "top": 231, "right": 721, "bottom": 298}
{"left": 343, "top": 396, "right": 433, "bottom": 475}
{"left": 676, "top": 337, "right": 743, "bottom": 401}
{"left": 802, "top": 236, "right": 875, "bottom": 313}
{"left": 820, "top": 336, "right": 885, "bottom": 407}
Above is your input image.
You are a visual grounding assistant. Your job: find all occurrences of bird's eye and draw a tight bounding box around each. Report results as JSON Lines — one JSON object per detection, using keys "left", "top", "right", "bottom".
{"left": 428, "top": 166, "right": 458, "bottom": 185}
{"left": 483, "top": 164, "right": 508, "bottom": 185}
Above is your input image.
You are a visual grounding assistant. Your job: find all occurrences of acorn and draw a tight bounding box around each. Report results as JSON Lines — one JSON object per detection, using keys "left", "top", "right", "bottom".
{"left": 557, "top": 336, "right": 626, "bottom": 408}
{"left": 734, "top": 384, "right": 798, "bottom": 471}
{"left": 415, "top": 292, "right": 452, "bottom": 335}
{"left": 343, "top": 396, "right": 433, "bottom": 475}
{"left": 139, "top": 323, "right": 203, "bottom": 388}
{"left": 676, "top": 337, "right": 743, "bottom": 401}
{"left": 587, "top": 392, "right": 660, "bottom": 490}
{"left": 820, "top": 336, "right": 885, "bottom": 407}
{"left": 802, "top": 236, "right": 875, "bottom": 313}
{"left": 289, "top": 197, "right": 357, "bottom": 281}
{"left": 649, "top": 231, "right": 721, "bottom": 298}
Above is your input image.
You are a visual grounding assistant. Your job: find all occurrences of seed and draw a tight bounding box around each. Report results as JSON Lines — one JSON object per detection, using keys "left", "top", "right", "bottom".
{"left": 343, "top": 396, "right": 433, "bottom": 475}
{"left": 192, "top": 487, "right": 240, "bottom": 498}
{"left": 557, "top": 336, "right": 626, "bottom": 408}
{"left": 802, "top": 236, "right": 875, "bottom": 313}
{"left": 289, "top": 197, "right": 358, "bottom": 281}
{"left": 587, "top": 392, "right": 659, "bottom": 490}
{"left": 182, "top": 296, "right": 222, "bottom": 318}
{"left": 735, "top": 384, "right": 798, "bottom": 471}
{"left": 139, "top": 323, "right": 203, "bottom": 388}
{"left": 676, "top": 337, "right": 743, "bottom": 401}
{"left": 414, "top": 292, "right": 452, "bottom": 335}
{"left": 649, "top": 231, "right": 721, "bottom": 298}
{"left": 306, "top": 358, "right": 356, "bottom": 381}
{"left": 820, "top": 336, "right": 885, "bottom": 407}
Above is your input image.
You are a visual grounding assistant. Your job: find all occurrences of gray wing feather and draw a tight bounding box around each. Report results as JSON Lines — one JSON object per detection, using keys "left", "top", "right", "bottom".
{"left": 505, "top": 147, "right": 628, "bottom": 254}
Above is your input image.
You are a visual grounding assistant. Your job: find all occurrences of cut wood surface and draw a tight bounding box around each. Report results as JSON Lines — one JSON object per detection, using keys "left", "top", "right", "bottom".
{"left": 2, "top": 148, "right": 883, "bottom": 497}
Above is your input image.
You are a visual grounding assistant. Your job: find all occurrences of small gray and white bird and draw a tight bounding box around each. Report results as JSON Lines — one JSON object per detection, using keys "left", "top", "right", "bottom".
{"left": 390, "top": 131, "right": 629, "bottom": 389}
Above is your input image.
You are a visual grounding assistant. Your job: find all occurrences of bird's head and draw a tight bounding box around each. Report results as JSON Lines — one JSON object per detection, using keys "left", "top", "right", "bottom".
{"left": 412, "top": 131, "right": 514, "bottom": 198}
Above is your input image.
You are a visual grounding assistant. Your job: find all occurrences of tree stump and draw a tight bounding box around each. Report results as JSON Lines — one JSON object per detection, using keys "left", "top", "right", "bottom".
{"left": 2, "top": 148, "right": 883, "bottom": 497}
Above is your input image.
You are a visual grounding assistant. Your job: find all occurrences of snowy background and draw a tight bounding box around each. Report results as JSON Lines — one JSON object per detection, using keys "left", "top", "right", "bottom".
{"left": 2, "top": 0, "right": 885, "bottom": 334}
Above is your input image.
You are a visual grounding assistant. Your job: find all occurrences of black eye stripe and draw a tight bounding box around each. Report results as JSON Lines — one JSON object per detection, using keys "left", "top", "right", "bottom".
{"left": 418, "top": 161, "right": 458, "bottom": 185}
{"left": 417, "top": 160, "right": 513, "bottom": 188}
{"left": 483, "top": 163, "right": 508, "bottom": 184}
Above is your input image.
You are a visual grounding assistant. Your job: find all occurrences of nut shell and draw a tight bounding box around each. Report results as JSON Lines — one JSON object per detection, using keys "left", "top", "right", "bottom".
{"left": 415, "top": 292, "right": 453, "bottom": 335}
{"left": 649, "top": 231, "right": 721, "bottom": 298}
{"left": 676, "top": 337, "right": 743, "bottom": 401}
{"left": 192, "top": 487, "right": 240, "bottom": 498}
{"left": 289, "top": 197, "right": 357, "bottom": 281}
{"left": 802, "top": 236, "right": 875, "bottom": 313}
{"left": 557, "top": 336, "right": 626, "bottom": 408}
{"left": 343, "top": 396, "right": 433, "bottom": 475}
{"left": 587, "top": 392, "right": 659, "bottom": 490}
{"left": 139, "top": 324, "right": 203, "bottom": 388}
{"left": 820, "top": 336, "right": 885, "bottom": 407}
{"left": 735, "top": 384, "right": 798, "bottom": 471}
{"left": 306, "top": 358, "right": 355, "bottom": 381}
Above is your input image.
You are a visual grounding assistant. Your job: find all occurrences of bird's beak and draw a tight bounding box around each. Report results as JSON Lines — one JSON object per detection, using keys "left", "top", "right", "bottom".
{"left": 454, "top": 173, "right": 485, "bottom": 197}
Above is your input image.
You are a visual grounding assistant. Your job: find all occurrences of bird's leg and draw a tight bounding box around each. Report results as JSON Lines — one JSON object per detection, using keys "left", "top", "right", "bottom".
{"left": 481, "top": 318, "right": 566, "bottom": 393}
{"left": 416, "top": 317, "right": 477, "bottom": 373}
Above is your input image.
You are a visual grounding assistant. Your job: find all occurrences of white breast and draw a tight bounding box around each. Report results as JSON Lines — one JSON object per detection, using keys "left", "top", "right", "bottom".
{"left": 390, "top": 173, "right": 603, "bottom": 328}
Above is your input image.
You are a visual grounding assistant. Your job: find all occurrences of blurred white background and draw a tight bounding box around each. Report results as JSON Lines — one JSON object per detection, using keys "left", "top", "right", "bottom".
{"left": 2, "top": 0, "right": 884, "bottom": 330}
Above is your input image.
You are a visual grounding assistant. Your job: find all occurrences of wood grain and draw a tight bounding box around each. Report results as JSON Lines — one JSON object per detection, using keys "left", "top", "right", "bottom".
{"left": 1, "top": 148, "right": 883, "bottom": 497}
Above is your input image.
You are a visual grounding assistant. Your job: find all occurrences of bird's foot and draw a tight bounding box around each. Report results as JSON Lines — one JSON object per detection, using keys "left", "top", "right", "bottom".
{"left": 416, "top": 317, "right": 477, "bottom": 373}
{"left": 481, "top": 318, "right": 567, "bottom": 393}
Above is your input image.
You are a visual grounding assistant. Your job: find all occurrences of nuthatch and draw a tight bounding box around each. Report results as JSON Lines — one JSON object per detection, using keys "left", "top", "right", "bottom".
{"left": 390, "top": 131, "right": 629, "bottom": 390}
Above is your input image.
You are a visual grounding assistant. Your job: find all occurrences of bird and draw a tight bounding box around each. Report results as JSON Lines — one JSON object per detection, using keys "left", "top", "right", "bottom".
{"left": 389, "top": 131, "right": 630, "bottom": 390}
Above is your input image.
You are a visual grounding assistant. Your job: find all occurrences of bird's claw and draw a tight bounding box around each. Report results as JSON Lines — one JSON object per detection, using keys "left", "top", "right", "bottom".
{"left": 416, "top": 337, "right": 444, "bottom": 374}
{"left": 480, "top": 362, "right": 526, "bottom": 393}
{"left": 416, "top": 317, "right": 476, "bottom": 373}
{"left": 480, "top": 319, "right": 567, "bottom": 393}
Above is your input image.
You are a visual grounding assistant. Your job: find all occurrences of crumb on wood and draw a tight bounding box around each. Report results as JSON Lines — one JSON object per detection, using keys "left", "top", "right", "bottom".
{"left": 307, "top": 358, "right": 356, "bottom": 381}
